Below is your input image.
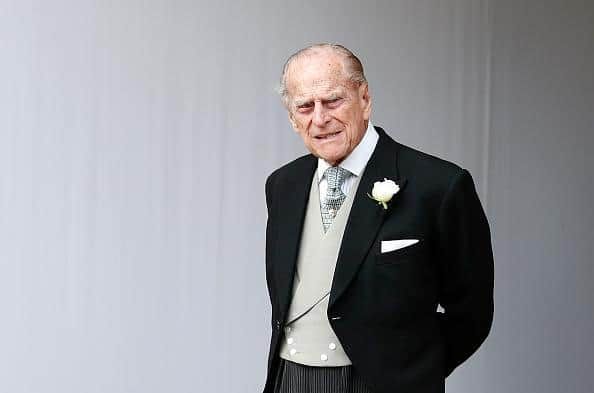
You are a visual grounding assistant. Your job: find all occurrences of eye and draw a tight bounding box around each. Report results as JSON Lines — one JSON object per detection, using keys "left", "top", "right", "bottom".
{"left": 325, "top": 97, "right": 343, "bottom": 108}
{"left": 296, "top": 102, "right": 313, "bottom": 113}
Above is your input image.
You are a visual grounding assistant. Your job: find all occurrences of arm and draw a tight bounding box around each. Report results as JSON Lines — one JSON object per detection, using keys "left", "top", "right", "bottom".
{"left": 265, "top": 172, "right": 275, "bottom": 216}
{"left": 264, "top": 172, "right": 278, "bottom": 323}
{"left": 436, "top": 168, "right": 494, "bottom": 377}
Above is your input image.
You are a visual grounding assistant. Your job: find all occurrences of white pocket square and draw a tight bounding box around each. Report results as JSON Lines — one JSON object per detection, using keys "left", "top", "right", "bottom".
{"left": 381, "top": 239, "right": 419, "bottom": 253}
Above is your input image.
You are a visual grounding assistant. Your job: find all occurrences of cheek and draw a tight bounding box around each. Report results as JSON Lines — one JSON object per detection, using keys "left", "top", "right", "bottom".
{"left": 335, "top": 109, "right": 357, "bottom": 128}
{"left": 293, "top": 121, "right": 308, "bottom": 137}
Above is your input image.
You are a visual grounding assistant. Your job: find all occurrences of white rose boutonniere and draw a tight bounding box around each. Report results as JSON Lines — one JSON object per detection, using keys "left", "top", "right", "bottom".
{"left": 368, "top": 178, "right": 400, "bottom": 209}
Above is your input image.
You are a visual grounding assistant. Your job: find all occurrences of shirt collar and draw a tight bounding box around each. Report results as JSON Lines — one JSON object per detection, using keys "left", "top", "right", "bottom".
{"left": 317, "top": 121, "right": 379, "bottom": 181}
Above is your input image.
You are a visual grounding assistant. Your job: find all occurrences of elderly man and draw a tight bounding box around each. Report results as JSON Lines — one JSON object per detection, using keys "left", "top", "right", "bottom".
{"left": 263, "top": 43, "right": 494, "bottom": 393}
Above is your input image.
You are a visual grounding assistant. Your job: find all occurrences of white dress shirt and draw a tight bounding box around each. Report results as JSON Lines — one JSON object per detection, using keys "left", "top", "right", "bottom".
{"left": 317, "top": 122, "right": 379, "bottom": 204}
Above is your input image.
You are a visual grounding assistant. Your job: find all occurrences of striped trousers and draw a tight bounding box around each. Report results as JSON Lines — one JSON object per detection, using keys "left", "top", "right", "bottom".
{"left": 274, "top": 358, "right": 374, "bottom": 393}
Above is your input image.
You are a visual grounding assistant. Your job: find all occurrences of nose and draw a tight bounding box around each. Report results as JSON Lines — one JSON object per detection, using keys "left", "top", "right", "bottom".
{"left": 312, "top": 103, "right": 330, "bottom": 127}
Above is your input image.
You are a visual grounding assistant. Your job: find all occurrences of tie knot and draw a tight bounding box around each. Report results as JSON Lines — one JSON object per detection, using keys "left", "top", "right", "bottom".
{"left": 324, "top": 166, "right": 349, "bottom": 191}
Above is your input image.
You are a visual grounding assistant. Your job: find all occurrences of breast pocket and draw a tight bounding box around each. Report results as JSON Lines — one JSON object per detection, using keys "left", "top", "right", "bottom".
{"left": 375, "top": 239, "right": 427, "bottom": 266}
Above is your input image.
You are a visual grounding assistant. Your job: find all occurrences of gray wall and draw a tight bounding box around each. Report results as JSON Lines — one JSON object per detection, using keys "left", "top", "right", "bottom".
{"left": 486, "top": 1, "right": 594, "bottom": 392}
{"left": 0, "top": 0, "right": 592, "bottom": 392}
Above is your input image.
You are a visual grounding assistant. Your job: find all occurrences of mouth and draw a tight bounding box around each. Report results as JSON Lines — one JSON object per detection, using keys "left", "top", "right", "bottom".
{"left": 314, "top": 131, "right": 342, "bottom": 140}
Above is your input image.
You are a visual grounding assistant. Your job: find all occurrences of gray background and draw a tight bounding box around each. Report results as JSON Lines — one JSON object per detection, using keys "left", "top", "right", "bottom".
{"left": 1, "top": 0, "right": 592, "bottom": 392}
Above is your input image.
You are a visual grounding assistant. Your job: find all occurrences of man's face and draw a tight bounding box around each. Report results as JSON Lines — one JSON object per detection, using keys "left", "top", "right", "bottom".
{"left": 284, "top": 52, "right": 372, "bottom": 166}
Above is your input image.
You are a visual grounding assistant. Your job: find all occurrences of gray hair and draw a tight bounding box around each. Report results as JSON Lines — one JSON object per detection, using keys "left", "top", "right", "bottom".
{"left": 278, "top": 43, "right": 368, "bottom": 108}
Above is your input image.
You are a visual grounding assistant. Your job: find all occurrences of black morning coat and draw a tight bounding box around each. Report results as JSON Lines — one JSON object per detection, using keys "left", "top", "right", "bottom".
{"left": 263, "top": 126, "right": 494, "bottom": 393}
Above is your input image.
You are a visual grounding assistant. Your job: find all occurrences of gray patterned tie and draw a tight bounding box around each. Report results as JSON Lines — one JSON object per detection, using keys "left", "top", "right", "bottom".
{"left": 321, "top": 166, "right": 350, "bottom": 232}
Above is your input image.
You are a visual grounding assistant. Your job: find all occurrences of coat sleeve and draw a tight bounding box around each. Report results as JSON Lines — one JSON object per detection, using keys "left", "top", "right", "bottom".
{"left": 265, "top": 172, "right": 275, "bottom": 215}
{"left": 436, "top": 168, "right": 494, "bottom": 377}
{"left": 264, "top": 171, "right": 278, "bottom": 320}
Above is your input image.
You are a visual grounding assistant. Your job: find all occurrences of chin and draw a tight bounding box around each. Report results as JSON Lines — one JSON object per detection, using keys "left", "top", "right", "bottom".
{"left": 311, "top": 144, "right": 348, "bottom": 165}
{"left": 325, "top": 150, "right": 348, "bottom": 164}
{"left": 321, "top": 154, "right": 344, "bottom": 166}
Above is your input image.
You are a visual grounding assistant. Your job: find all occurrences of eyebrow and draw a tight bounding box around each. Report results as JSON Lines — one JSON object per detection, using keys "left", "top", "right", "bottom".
{"left": 294, "top": 92, "right": 342, "bottom": 107}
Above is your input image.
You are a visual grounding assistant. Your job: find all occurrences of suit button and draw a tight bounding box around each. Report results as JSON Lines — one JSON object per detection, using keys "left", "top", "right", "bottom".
{"left": 275, "top": 320, "right": 281, "bottom": 330}
{"left": 321, "top": 354, "right": 328, "bottom": 361}
{"left": 290, "top": 348, "right": 297, "bottom": 356}
{"left": 328, "top": 342, "right": 337, "bottom": 350}
{"left": 287, "top": 337, "right": 294, "bottom": 345}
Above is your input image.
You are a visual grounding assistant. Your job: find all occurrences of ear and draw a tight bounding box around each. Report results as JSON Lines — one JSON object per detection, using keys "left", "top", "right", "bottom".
{"left": 359, "top": 83, "right": 372, "bottom": 121}
{"left": 288, "top": 111, "right": 299, "bottom": 132}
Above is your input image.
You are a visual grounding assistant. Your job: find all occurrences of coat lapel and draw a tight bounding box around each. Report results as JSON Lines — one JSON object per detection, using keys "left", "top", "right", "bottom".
{"left": 329, "top": 127, "right": 407, "bottom": 308}
{"left": 274, "top": 155, "right": 317, "bottom": 320}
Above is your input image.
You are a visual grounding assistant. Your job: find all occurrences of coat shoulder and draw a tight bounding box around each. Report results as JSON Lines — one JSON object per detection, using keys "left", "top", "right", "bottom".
{"left": 266, "top": 153, "right": 316, "bottom": 185}
{"left": 264, "top": 153, "right": 316, "bottom": 209}
{"left": 394, "top": 140, "right": 465, "bottom": 190}
{"left": 375, "top": 126, "right": 465, "bottom": 189}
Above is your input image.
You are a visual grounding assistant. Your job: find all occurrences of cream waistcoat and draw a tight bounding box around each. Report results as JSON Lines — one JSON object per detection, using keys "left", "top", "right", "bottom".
{"left": 279, "top": 170, "right": 362, "bottom": 366}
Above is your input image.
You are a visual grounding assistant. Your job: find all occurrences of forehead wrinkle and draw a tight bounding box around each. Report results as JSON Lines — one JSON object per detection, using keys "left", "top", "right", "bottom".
{"left": 292, "top": 73, "right": 348, "bottom": 99}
